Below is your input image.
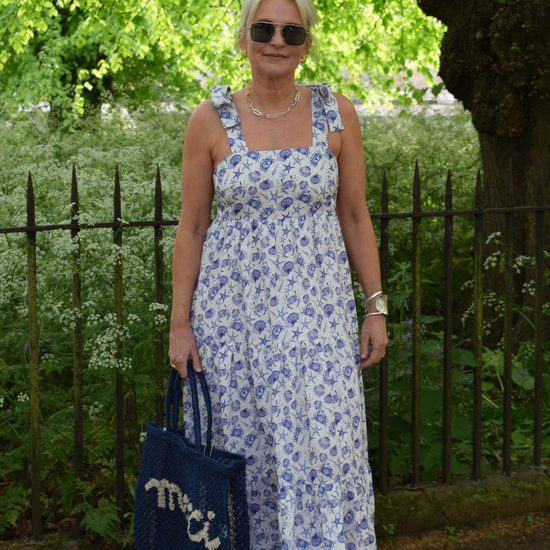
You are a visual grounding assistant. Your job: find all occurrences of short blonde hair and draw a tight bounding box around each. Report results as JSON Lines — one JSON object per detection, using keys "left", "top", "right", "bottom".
{"left": 237, "top": 0, "right": 319, "bottom": 53}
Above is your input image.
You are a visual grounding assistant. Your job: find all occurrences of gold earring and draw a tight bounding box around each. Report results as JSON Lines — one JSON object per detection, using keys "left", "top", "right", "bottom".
{"left": 241, "top": 50, "right": 248, "bottom": 59}
{"left": 300, "top": 54, "right": 308, "bottom": 64}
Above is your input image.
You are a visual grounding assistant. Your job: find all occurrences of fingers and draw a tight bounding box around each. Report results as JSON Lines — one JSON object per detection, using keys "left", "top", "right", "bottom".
{"left": 360, "top": 317, "right": 388, "bottom": 369}
{"left": 174, "top": 361, "right": 189, "bottom": 379}
{"left": 359, "top": 335, "right": 371, "bottom": 364}
{"left": 360, "top": 346, "right": 385, "bottom": 369}
{"left": 170, "top": 350, "right": 202, "bottom": 378}
{"left": 168, "top": 348, "right": 187, "bottom": 378}
{"left": 189, "top": 348, "right": 202, "bottom": 373}
{"left": 168, "top": 326, "right": 202, "bottom": 378}
{"left": 169, "top": 348, "right": 202, "bottom": 378}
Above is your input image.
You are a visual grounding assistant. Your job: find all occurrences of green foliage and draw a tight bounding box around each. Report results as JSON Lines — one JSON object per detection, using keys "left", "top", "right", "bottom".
{"left": 356, "top": 107, "right": 481, "bottom": 319}
{"left": 461, "top": 231, "right": 550, "bottom": 342}
{"left": 0, "top": 105, "right": 548, "bottom": 537}
{"left": 362, "top": 217, "right": 550, "bottom": 482}
{"left": 364, "top": 311, "right": 550, "bottom": 482}
{"left": 0, "top": 0, "right": 444, "bottom": 121}
{"left": 446, "top": 525, "right": 457, "bottom": 541}
{"left": 0, "top": 486, "right": 29, "bottom": 534}
{"left": 364, "top": 309, "right": 486, "bottom": 482}
{"left": 382, "top": 523, "right": 396, "bottom": 548}
{"left": 0, "top": 108, "right": 186, "bottom": 520}
{"left": 72, "top": 479, "right": 121, "bottom": 539}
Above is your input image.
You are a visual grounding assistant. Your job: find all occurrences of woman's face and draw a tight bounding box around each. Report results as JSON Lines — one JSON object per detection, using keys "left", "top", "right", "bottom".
{"left": 242, "top": 0, "right": 310, "bottom": 80}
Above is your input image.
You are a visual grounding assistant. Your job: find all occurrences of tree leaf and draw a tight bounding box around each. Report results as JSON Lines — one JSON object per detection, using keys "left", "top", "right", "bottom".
{"left": 421, "top": 315, "right": 443, "bottom": 324}
{"left": 452, "top": 417, "right": 472, "bottom": 441}
{"left": 420, "top": 387, "right": 442, "bottom": 418}
{"left": 452, "top": 348, "right": 480, "bottom": 367}
{"left": 390, "top": 290, "right": 411, "bottom": 309}
{"left": 512, "top": 369, "right": 535, "bottom": 391}
{"left": 451, "top": 455, "right": 470, "bottom": 476}
{"left": 0, "top": 0, "right": 445, "bottom": 119}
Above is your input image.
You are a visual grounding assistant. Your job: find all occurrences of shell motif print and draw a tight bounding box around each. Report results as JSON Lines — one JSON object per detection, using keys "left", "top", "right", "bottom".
{"left": 184, "top": 84, "right": 377, "bottom": 550}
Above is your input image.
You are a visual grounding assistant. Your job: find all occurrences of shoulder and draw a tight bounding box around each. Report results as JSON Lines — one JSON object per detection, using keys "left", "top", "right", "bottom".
{"left": 307, "top": 84, "right": 358, "bottom": 131}
{"left": 330, "top": 92, "right": 363, "bottom": 160}
{"left": 184, "top": 99, "right": 222, "bottom": 147}
{"left": 331, "top": 92, "right": 360, "bottom": 125}
{"left": 307, "top": 83, "right": 353, "bottom": 111}
{"left": 331, "top": 92, "right": 355, "bottom": 113}
{"left": 187, "top": 99, "right": 220, "bottom": 130}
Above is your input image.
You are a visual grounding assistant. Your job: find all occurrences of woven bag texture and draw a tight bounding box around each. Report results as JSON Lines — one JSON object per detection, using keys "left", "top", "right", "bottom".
{"left": 134, "top": 364, "right": 249, "bottom": 550}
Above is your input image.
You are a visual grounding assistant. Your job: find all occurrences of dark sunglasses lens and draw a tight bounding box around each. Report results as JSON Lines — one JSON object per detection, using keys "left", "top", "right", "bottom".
{"left": 250, "top": 23, "right": 274, "bottom": 43}
{"left": 282, "top": 25, "right": 307, "bottom": 46}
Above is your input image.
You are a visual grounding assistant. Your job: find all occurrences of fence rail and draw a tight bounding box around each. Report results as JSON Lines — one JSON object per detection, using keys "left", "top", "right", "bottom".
{"left": 3, "top": 206, "right": 550, "bottom": 235}
{"left": 1, "top": 161, "right": 548, "bottom": 541}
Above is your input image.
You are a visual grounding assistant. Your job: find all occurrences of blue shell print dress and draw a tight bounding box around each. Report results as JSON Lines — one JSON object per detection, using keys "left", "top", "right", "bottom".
{"left": 184, "top": 83, "right": 377, "bottom": 550}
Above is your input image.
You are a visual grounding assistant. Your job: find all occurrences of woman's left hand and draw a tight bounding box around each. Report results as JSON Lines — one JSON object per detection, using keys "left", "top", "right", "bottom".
{"left": 359, "top": 315, "right": 388, "bottom": 369}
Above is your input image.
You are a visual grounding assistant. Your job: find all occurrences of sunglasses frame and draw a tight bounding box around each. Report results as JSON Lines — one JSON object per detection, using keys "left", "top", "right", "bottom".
{"left": 246, "top": 21, "right": 310, "bottom": 47}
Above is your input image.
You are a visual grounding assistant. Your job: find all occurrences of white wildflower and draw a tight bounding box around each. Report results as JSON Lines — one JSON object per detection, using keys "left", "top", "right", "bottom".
{"left": 89, "top": 401, "right": 104, "bottom": 421}
{"left": 154, "top": 314, "right": 167, "bottom": 327}
{"left": 513, "top": 255, "right": 535, "bottom": 273}
{"left": 149, "top": 302, "right": 169, "bottom": 312}
{"left": 485, "top": 231, "right": 502, "bottom": 245}
{"left": 521, "top": 280, "right": 536, "bottom": 297}
{"left": 461, "top": 279, "right": 474, "bottom": 290}
{"left": 484, "top": 251, "right": 500, "bottom": 270}
{"left": 86, "top": 312, "right": 133, "bottom": 372}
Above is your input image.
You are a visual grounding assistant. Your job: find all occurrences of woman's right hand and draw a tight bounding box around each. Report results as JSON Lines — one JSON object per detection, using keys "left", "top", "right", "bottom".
{"left": 169, "top": 321, "right": 202, "bottom": 378}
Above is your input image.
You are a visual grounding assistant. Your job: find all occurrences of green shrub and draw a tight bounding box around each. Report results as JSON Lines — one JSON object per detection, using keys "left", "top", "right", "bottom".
{"left": 0, "top": 104, "right": 546, "bottom": 534}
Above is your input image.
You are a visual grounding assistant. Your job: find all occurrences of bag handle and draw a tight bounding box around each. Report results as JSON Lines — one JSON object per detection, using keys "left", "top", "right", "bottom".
{"left": 165, "top": 367, "right": 180, "bottom": 430}
{"left": 165, "top": 360, "right": 213, "bottom": 453}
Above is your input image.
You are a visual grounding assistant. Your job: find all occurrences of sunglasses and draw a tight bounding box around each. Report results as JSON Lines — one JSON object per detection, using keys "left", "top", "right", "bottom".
{"left": 247, "top": 22, "right": 309, "bottom": 46}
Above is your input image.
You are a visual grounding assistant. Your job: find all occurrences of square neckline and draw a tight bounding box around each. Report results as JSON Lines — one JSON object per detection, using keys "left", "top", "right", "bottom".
{"left": 213, "top": 87, "right": 331, "bottom": 176}
{"left": 231, "top": 86, "right": 315, "bottom": 154}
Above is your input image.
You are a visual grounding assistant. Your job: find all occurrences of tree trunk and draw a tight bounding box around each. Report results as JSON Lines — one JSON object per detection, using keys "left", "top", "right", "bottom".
{"left": 417, "top": 0, "right": 550, "bottom": 347}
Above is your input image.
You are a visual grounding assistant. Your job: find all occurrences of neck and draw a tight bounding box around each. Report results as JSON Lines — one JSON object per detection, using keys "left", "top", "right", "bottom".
{"left": 248, "top": 72, "right": 297, "bottom": 111}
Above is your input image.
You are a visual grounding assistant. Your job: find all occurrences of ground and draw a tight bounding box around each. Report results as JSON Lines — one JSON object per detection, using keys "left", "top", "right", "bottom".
{"left": 378, "top": 508, "right": 550, "bottom": 550}
{"left": 1, "top": 509, "right": 549, "bottom": 549}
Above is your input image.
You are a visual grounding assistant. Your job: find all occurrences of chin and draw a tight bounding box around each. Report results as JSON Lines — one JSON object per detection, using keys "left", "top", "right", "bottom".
{"left": 255, "top": 61, "right": 298, "bottom": 77}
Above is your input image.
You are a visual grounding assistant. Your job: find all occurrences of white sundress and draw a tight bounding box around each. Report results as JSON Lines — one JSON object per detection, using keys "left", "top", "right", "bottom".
{"left": 184, "top": 83, "right": 377, "bottom": 550}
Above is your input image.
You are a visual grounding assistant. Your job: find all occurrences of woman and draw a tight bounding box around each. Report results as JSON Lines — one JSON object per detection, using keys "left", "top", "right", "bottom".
{"left": 169, "top": 0, "right": 387, "bottom": 547}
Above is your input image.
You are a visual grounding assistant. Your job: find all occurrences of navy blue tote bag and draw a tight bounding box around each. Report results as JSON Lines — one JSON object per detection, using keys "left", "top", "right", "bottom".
{"left": 134, "top": 362, "right": 249, "bottom": 550}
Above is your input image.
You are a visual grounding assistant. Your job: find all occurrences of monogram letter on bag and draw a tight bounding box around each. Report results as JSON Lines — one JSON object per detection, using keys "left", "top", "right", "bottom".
{"left": 145, "top": 478, "right": 221, "bottom": 549}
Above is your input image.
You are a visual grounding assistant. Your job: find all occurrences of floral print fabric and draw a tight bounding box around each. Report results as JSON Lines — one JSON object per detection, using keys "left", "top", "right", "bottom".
{"left": 184, "top": 84, "right": 377, "bottom": 550}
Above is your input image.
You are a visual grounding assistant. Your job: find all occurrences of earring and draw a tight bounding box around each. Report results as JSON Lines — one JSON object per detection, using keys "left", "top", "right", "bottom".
{"left": 241, "top": 50, "right": 248, "bottom": 59}
{"left": 300, "top": 54, "right": 308, "bottom": 63}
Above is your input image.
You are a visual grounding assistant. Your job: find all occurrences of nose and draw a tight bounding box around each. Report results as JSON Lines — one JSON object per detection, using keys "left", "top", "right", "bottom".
{"left": 270, "top": 27, "right": 285, "bottom": 47}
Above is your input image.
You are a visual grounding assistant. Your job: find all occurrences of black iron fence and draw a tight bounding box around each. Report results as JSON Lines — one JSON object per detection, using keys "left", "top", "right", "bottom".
{"left": 1, "top": 162, "right": 548, "bottom": 541}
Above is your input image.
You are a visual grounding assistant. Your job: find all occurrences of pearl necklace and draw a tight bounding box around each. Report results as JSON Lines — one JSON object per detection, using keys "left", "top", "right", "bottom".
{"left": 247, "top": 83, "right": 300, "bottom": 119}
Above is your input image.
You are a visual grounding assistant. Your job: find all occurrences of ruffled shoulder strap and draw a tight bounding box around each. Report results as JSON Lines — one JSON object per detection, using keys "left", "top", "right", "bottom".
{"left": 211, "top": 85, "right": 247, "bottom": 154}
{"left": 211, "top": 85, "right": 241, "bottom": 129}
{"left": 304, "top": 83, "right": 344, "bottom": 133}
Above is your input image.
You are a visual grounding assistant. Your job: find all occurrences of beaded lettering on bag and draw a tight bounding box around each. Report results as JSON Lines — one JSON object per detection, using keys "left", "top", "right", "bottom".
{"left": 145, "top": 478, "right": 222, "bottom": 550}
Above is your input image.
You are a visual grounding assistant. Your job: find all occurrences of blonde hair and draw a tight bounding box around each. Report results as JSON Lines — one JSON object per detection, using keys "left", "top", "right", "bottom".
{"left": 237, "top": 0, "right": 319, "bottom": 54}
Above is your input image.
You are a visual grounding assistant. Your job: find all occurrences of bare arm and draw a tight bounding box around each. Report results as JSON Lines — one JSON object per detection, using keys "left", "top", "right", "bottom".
{"left": 334, "top": 93, "right": 388, "bottom": 368}
{"left": 169, "top": 101, "right": 217, "bottom": 378}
